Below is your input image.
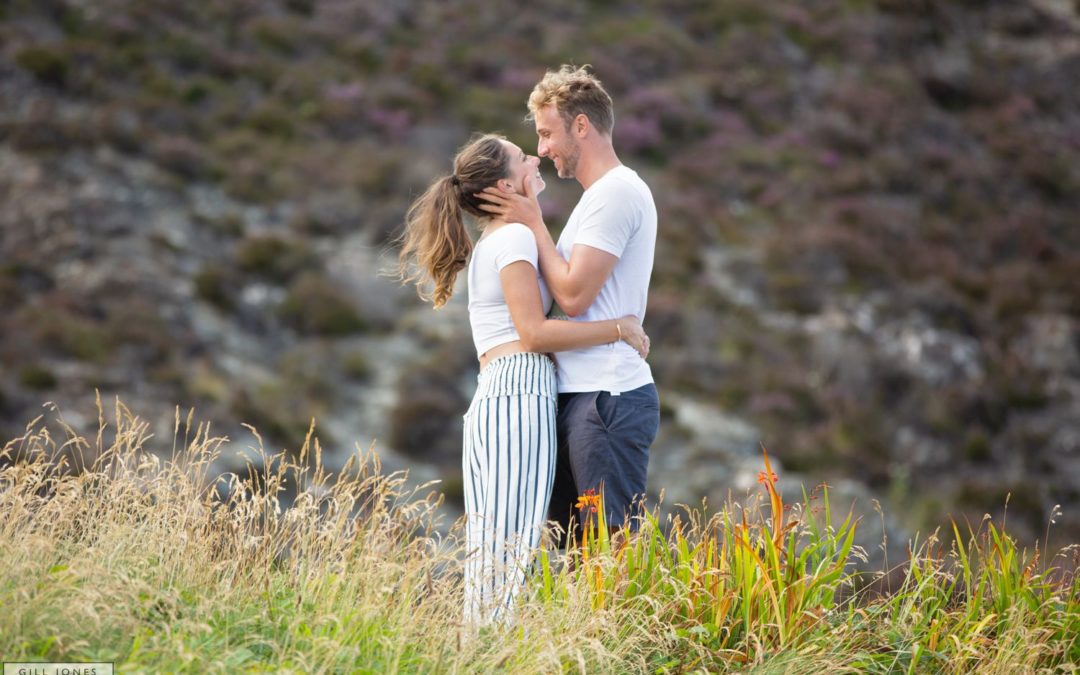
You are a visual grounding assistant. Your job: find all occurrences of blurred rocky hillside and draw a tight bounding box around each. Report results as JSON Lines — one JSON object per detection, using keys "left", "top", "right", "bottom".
{"left": 2, "top": 0, "right": 1079, "bottom": 550}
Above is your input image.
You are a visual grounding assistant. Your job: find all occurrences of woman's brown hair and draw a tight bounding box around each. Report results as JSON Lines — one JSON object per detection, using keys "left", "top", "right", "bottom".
{"left": 396, "top": 133, "right": 510, "bottom": 308}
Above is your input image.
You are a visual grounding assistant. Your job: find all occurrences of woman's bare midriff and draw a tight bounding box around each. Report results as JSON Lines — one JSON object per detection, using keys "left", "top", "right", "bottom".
{"left": 479, "top": 340, "right": 526, "bottom": 371}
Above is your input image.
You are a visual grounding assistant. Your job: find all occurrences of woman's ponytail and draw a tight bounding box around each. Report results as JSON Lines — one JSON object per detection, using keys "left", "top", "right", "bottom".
{"left": 397, "top": 175, "right": 472, "bottom": 309}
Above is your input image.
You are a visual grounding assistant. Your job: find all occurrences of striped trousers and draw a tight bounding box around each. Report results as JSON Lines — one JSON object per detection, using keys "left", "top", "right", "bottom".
{"left": 462, "top": 352, "right": 558, "bottom": 624}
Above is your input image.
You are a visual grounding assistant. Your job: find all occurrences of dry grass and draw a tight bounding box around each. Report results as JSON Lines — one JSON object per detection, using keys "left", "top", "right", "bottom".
{"left": 0, "top": 399, "right": 659, "bottom": 673}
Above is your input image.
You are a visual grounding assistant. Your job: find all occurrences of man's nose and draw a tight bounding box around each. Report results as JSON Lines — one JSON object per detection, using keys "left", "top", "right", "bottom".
{"left": 538, "top": 141, "right": 549, "bottom": 157}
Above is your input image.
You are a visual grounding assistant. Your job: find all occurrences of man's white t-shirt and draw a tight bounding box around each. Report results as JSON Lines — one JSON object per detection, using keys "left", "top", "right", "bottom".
{"left": 554, "top": 165, "right": 656, "bottom": 394}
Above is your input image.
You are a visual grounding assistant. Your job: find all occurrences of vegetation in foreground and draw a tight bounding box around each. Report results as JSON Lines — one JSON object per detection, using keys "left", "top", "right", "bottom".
{"left": 1, "top": 401, "right": 1077, "bottom": 673}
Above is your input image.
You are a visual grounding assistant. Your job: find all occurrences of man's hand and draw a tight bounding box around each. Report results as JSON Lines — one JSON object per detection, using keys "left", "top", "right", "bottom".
{"left": 475, "top": 177, "right": 544, "bottom": 231}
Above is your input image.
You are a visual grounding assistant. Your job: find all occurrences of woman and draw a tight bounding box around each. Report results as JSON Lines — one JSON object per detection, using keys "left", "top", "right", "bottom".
{"left": 397, "top": 133, "right": 648, "bottom": 624}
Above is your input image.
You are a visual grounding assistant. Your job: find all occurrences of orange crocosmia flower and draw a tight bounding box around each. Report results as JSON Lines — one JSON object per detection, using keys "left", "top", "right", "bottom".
{"left": 576, "top": 489, "right": 601, "bottom": 513}
{"left": 757, "top": 470, "right": 778, "bottom": 485}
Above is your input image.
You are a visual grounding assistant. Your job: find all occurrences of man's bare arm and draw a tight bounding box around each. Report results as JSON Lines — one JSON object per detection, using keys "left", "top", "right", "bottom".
{"left": 537, "top": 239, "right": 617, "bottom": 317}
{"left": 476, "top": 183, "right": 617, "bottom": 316}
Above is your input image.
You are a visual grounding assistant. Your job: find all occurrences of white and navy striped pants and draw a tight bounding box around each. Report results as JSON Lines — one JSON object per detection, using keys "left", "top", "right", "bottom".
{"left": 462, "top": 352, "right": 557, "bottom": 624}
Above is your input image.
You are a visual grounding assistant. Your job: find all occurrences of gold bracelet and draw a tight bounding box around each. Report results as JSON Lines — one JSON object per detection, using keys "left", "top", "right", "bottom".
{"left": 617, "top": 322, "right": 622, "bottom": 341}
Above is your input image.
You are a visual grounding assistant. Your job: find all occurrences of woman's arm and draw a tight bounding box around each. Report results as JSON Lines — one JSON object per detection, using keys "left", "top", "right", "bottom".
{"left": 500, "top": 261, "right": 648, "bottom": 357}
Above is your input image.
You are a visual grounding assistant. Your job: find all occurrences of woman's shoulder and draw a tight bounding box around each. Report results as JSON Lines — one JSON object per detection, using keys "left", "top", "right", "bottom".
{"left": 485, "top": 221, "right": 532, "bottom": 237}
{"left": 479, "top": 222, "right": 535, "bottom": 248}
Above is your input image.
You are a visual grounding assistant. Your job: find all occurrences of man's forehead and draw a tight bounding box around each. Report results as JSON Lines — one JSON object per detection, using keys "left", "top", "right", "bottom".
{"left": 534, "top": 105, "right": 560, "bottom": 127}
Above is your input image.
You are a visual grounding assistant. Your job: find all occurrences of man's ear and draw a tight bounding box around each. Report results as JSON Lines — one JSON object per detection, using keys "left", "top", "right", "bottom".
{"left": 574, "top": 113, "right": 590, "bottom": 137}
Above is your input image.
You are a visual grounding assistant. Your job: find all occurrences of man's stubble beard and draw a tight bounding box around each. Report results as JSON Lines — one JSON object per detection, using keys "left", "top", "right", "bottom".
{"left": 558, "top": 140, "right": 581, "bottom": 180}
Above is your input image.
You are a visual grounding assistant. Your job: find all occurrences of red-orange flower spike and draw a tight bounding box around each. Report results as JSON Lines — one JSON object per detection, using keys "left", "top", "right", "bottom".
{"left": 760, "top": 445, "right": 785, "bottom": 550}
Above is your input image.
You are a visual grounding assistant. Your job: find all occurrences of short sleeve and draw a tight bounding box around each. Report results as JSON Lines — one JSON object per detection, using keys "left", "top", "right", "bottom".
{"left": 492, "top": 223, "right": 538, "bottom": 271}
{"left": 573, "top": 181, "right": 640, "bottom": 259}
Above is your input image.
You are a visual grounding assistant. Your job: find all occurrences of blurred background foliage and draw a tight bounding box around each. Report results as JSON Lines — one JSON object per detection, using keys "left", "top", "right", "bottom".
{"left": 1, "top": 0, "right": 1079, "bottom": 551}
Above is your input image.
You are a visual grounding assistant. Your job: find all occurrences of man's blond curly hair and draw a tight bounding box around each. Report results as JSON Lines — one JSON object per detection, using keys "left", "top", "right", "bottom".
{"left": 527, "top": 65, "right": 614, "bottom": 136}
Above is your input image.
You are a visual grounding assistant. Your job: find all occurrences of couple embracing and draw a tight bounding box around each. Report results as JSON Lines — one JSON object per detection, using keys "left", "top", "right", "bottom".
{"left": 398, "top": 65, "right": 659, "bottom": 624}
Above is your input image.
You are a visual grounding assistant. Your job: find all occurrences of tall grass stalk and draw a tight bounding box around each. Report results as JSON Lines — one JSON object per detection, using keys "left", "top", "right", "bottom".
{"left": 1, "top": 401, "right": 1077, "bottom": 673}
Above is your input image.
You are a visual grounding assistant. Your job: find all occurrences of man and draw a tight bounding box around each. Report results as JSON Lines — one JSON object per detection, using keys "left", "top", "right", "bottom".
{"left": 478, "top": 65, "right": 659, "bottom": 542}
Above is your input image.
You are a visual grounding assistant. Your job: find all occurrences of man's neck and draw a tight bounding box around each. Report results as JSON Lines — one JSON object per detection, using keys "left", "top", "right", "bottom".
{"left": 575, "top": 142, "right": 622, "bottom": 191}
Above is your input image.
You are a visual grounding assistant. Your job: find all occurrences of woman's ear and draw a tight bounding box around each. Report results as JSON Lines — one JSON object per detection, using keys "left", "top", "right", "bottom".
{"left": 498, "top": 179, "right": 515, "bottom": 193}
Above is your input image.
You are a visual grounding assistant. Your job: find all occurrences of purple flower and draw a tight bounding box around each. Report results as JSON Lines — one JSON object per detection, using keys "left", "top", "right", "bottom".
{"left": 618, "top": 115, "right": 662, "bottom": 154}
{"left": 324, "top": 82, "right": 364, "bottom": 103}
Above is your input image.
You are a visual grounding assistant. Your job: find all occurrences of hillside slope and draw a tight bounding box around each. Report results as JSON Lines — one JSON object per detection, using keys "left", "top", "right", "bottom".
{"left": 2, "top": 0, "right": 1079, "bottom": 546}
